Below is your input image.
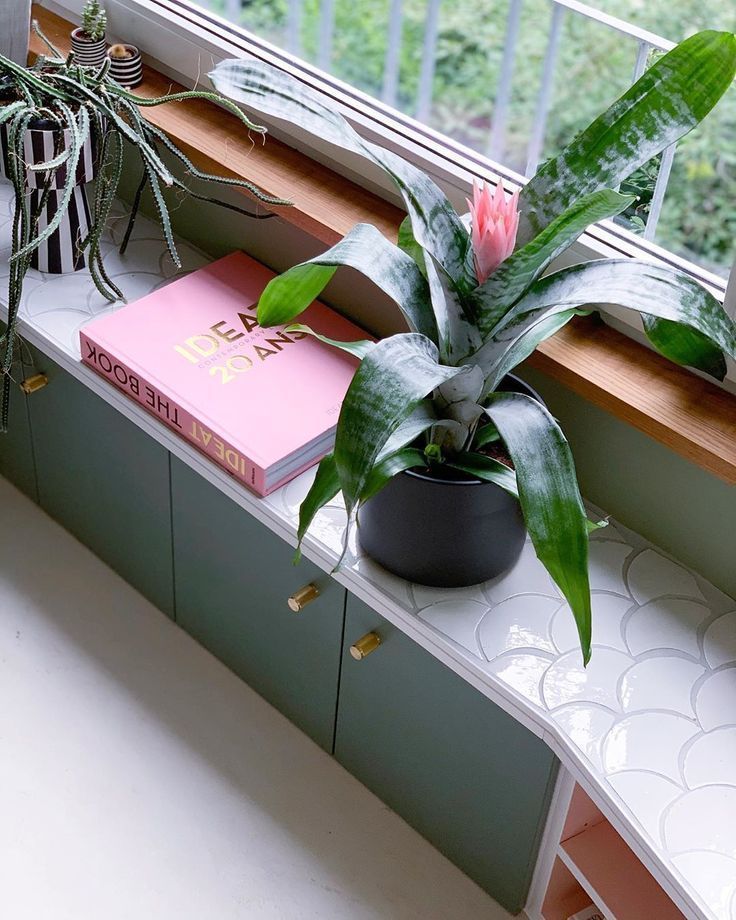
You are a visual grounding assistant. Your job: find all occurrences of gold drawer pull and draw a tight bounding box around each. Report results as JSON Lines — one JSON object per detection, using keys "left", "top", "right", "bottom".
{"left": 288, "top": 583, "right": 320, "bottom": 612}
{"left": 20, "top": 373, "right": 48, "bottom": 394}
{"left": 350, "top": 632, "right": 381, "bottom": 660}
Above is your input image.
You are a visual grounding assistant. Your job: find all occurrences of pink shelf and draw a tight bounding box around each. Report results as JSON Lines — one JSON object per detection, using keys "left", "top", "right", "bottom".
{"left": 560, "top": 820, "right": 685, "bottom": 920}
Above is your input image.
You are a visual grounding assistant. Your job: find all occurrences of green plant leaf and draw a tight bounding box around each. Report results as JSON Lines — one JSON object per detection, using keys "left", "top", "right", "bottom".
{"left": 485, "top": 392, "right": 592, "bottom": 664}
{"left": 472, "top": 190, "right": 634, "bottom": 335}
{"left": 641, "top": 316, "right": 727, "bottom": 380}
{"left": 376, "top": 399, "right": 437, "bottom": 461}
{"left": 283, "top": 324, "right": 375, "bottom": 359}
{"left": 333, "top": 333, "right": 467, "bottom": 511}
{"left": 447, "top": 451, "right": 518, "bottom": 496}
{"left": 476, "top": 308, "right": 588, "bottom": 396}
{"left": 397, "top": 215, "right": 427, "bottom": 276}
{"left": 295, "top": 453, "right": 340, "bottom": 559}
{"left": 360, "top": 448, "right": 427, "bottom": 502}
{"left": 209, "top": 59, "right": 473, "bottom": 289}
{"left": 257, "top": 223, "right": 437, "bottom": 341}
{"left": 518, "top": 30, "right": 736, "bottom": 243}
{"left": 474, "top": 422, "right": 501, "bottom": 448}
{"left": 483, "top": 259, "right": 736, "bottom": 381}
{"left": 424, "top": 253, "right": 481, "bottom": 362}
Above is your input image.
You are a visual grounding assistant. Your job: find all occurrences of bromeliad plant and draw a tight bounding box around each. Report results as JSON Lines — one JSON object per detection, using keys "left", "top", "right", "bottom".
{"left": 210, "top": 31, "right": 736, "bottom": 663}
{"left": 0, "top": 23, "right": 289, "bottom": 430}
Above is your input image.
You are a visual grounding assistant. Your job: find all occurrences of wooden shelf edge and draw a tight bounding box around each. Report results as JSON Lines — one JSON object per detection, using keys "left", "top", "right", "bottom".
{"left": 524, "top": 316, "right": 736, "bottom": 485}
{"left": 29, "top": 6, "right": 736, "bottom": 485}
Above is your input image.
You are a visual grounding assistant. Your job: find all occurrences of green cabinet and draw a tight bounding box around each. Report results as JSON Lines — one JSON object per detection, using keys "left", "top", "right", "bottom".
{"left": 171, "top": 457, "right": 345, "bottom": 751}
{"left": 25, "top": 348, "right": 175, "bottom": 616}
{"left": 0, "top": 324, "right": 37, "bottom": 501}
{"left": 335, "top": 594, "right": 557, "bottom": 914}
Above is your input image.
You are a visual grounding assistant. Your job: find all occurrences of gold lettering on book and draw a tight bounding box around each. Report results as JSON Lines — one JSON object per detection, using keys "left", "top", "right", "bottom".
{"left": 173, "top": 308, "right": 329, "bottom": 380}
{"left": 190, "top": 421, "right": 248, "bottom": 476}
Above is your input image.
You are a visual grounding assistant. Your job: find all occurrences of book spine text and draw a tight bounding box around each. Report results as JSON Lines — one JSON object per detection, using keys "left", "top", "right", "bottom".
{"left": 80, "top": 332, "right": 266, "bottom": 494}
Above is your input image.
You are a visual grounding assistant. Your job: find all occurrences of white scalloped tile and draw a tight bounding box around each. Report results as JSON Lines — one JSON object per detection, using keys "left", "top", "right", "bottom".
{"left": 543, "top": 647, "right": 632, "bottom": 710}
{"left": 551, "top": 593, "right": 632, "bottom": 654}
{"left": 97, "top": 237, "right": 188, "bottom": 277}
{"left": 671, "top": 851, "right": 736, "bottom": 920}
{"left": 482, "top": 539, "right": 559, "bottom": 601}
{"left": 485, "top": 652, "right": 552, "bottom": 708}
{"left": 304, "top": 506, "right": 349, "bottom": 557}
{"left": 704, "top": 612, "right": 736, "bottom": 668}
{"left": 476, "top": 595, "right": 559, "bottom": 657}
{"left": 351, "top": 554, "right": 414, "bottom": 606}
{"left": 551, "top": 704, "right": 616, "bottom": 773}
{"left": 628, "top": 548, "right": 704, "bottom": 604}
{"left": 626, "top": 598, "right": 711, "bottom": 658}
{"left": 684, "top": 729, "right": 736, "bottom": 789}
{"left": 410, "top": 581, "right": 492, "bottom": 610}
{"left": 602, "top": 712, "right": 699, "bottom": 782}
{"left": 619, "top": 657, "right": 705, "bottom": 717}
{"left": 587, "top": 540, "right": 632, "bottom": 594}
{"left": 665, "top": 786, "right": 736, "bottom": 857}
{"left": 695, "top": 669, "right": 736, "bottom": 732}
{"left": 589, "top": 519, "right": 625, "bottom": 542}
{"left": 417, "top": 599, "right": 489, "bottom": 657}
{"left": 607, "top": 770, "right": 683, "bottom": 845}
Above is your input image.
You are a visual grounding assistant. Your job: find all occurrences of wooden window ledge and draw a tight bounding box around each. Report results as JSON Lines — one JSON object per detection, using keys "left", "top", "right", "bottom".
{"left": 28, "top": 5, "right": 736, "bottom": 484}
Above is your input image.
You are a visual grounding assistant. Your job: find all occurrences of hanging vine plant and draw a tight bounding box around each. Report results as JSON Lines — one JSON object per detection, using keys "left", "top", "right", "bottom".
{"left": 0, "top": 22, "right": 290, "bottom": 431}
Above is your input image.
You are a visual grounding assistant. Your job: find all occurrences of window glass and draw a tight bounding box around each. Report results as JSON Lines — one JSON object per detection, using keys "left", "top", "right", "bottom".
{"left": 196, "top": 0, "right": 734, "bottom": 277}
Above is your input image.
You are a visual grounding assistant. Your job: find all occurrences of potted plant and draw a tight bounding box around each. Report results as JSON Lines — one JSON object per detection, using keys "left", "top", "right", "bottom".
{"left": 211, "top": 31, "right": 736, "bottom": 663}
{"left": 0, "top": 23, "right": 290, "bottom": 432}
{"left": 108, "top": 43, "right": 142, "bottom": 88}
{"left": 71, "top": 0, "right": 108, "bottom": 68}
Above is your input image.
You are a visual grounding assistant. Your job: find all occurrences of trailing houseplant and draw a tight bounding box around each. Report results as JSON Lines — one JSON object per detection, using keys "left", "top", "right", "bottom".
{"left": 211, "top": 31, "right": 736, "bottom": 664}
{"left": 0, "top": 23, "right": 290, "bottom": 431}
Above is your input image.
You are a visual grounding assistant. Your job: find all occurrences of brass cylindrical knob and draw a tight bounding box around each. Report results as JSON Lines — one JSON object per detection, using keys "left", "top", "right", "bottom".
{"left": 288, "top": 583, "right": 320, "bottom": 612}
{"left": 349, "top": 632, "right": 381, "bottom": 660}
{"left": 20, "top": 373, "right": 48, "bottom": 394}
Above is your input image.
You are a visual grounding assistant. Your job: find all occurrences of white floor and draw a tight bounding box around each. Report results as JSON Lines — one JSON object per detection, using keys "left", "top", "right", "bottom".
{"left": 0, "top": 475, "right": 515, "bottom": 920}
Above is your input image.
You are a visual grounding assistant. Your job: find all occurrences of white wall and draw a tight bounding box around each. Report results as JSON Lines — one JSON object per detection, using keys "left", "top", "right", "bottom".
{"left": 1, "top": 0, "right": 31, "bottom": 64}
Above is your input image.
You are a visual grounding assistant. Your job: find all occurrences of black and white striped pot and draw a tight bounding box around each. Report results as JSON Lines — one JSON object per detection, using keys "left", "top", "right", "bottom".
{"left": 70, "top": 28, "right": 107, "bottom": 68}
{"left": 0, "top": 118, "right": 99, "bottom": 274}
{"left": 108, "top": 45, "right": 143, "bottom": 88}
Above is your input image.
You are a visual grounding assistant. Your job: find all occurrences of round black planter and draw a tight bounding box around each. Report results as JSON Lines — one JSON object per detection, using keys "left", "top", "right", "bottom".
{"left": 357, "top": 374, "right": 542, "bottom": 588}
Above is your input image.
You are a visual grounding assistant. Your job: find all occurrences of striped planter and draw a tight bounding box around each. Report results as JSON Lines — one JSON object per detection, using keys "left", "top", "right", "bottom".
{"left": 0, "top": 120, "right": 99, "bottom": 274}
{"left": 70, "top": 28, "right": 107, "bottom": 69}
{"left": 108, "top": 45, "right": 143, "bottom": 88}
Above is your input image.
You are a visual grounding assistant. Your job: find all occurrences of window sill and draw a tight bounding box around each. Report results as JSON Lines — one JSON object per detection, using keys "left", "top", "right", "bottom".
{"left": 29, "top": 5, "right": 736, "bottom": 485}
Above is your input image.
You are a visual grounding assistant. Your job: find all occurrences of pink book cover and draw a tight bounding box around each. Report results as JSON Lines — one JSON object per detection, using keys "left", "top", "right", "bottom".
{"left": 80, "top": 251, "right": 366, "bottom": 495}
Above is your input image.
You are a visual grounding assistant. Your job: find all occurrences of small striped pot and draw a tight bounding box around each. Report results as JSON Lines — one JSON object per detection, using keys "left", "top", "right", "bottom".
{"left": 70, "top": 28, "right": 107, "bottom": 69}
{"left": 108, "top": 46, "right": 143, "bottom": 88}
{"left": 0, "top": 120, "right": 99, "bottom": 274}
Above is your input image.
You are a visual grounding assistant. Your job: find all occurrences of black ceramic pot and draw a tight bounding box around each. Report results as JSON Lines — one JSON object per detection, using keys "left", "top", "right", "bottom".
{"left": 357, "top": 374, "right": 542, "bottom": 587}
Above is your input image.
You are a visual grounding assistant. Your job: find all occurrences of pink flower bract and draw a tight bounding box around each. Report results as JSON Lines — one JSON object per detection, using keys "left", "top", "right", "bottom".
{"left": 467, "top": 179, "right": 520, "bottom": 284}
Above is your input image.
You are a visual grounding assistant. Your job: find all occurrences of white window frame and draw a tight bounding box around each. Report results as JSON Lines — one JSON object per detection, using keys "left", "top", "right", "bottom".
{"left": 42, "top": 0, "right": 736, "bottom": 385}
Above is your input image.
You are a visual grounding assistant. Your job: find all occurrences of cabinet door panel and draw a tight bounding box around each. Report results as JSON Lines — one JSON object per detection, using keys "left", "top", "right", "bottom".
{"left": 336, "top": 595, "right": 557, "bottom": 914}
{"left": 171, "top": 458, "right": 344, "bottom": 751}
{"left": 0, "top": 324, "right": 37, "bottom": 501}
{"left": 27, "top": 349, "right": 174, "bottom": 616}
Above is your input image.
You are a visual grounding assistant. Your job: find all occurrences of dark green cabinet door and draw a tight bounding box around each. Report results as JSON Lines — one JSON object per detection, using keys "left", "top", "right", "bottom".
{"left": 0, "top": 324, "right": 37, "bottom": 501}
{"left": 336, "top": 595, "right": 557, "bottom": 914}
{"left": 26, "top": 349, "right": 175, "bottom": 616}
{"left": 171, "top": 458, "right": 345, "bottom": 752}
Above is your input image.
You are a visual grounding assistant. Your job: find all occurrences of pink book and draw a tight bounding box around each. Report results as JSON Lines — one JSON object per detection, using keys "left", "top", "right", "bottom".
{"left": 80, "top": 251, "right": 366, "bottom": 495}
